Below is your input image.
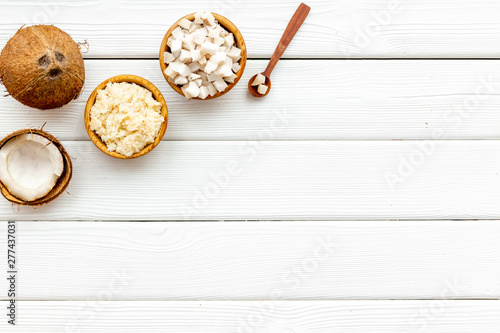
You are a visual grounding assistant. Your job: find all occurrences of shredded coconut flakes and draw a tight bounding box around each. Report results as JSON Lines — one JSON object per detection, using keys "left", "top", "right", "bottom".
{"left": 90, "top": 82, "right": 164, "bottom": 157}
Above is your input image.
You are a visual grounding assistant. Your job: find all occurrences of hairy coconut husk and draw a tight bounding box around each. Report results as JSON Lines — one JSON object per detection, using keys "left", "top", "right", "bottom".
{"left": 0, "top": 25, "right": 85, "bottom": 110}
{"left": 0, "top": 129, "right": 72, "bottom": 206}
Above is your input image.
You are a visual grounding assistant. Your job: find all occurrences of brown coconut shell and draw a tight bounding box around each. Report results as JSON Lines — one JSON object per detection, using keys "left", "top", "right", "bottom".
{"left": 0, "top": 129, "right": 73, "bottom": 206}
{"left": 0, "top": 25, "right": 85, "bottom": 110}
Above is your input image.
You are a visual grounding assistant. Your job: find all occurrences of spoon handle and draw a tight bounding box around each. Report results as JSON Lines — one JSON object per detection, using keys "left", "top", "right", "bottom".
{"left": 263, "top": 3, "right": 311, "bottom": 77}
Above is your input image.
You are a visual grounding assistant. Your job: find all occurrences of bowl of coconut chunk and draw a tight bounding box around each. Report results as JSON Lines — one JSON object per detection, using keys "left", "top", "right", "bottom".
{"left": 160, "top": 11, "right": 247, "bottom": 100}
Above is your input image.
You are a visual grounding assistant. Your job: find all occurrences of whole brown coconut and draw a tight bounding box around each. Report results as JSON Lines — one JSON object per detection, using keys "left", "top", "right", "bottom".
{"left": 0, "top": 25, "right": 85, "bottom": 109}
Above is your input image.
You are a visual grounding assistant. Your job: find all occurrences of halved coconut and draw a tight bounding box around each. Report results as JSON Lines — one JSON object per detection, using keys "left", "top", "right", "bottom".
{"left": 0, "top": 129, "right": 72, "bottom": 205}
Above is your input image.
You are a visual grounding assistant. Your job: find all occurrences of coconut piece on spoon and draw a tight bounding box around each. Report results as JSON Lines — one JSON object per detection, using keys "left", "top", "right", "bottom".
{"left": 0, "top": 129, "right": 72, "bottom": 205}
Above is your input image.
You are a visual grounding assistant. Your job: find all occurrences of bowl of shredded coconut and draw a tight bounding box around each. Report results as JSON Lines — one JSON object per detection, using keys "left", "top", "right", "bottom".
{"left": 85, "top": 75, "right": 168, "bottom": 159}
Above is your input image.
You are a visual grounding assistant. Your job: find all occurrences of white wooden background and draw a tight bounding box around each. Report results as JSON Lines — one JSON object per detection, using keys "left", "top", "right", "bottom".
{"left": 1, "top": 0, "right": 500, "bottom": 331}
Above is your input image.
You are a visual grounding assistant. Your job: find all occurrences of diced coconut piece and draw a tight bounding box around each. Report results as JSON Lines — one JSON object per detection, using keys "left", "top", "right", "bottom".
{"left": 167, "top": 36, "right": 174, "bottom": 48}
{"left": 164, "top": 66, "right": 178, "bottom": 79}
{"left": 204, "top": 61, "right": 218, "bottom": 74}
{"left": 194, "top": 11, "right": 203, "bottom": 24}
{"left": 213, "top": 37, "right": 225, "bottom": 46}
{"left": 182, "top": 34, "right": 196, "bottom": 51}
{"left": 219, "top": 46, "right": 229, "bottom": 53}
{"left": 174, "top": 75, "right": 188, "bottom": 85}
{"left": 163, "top": 52, "right": 176, "bottom": 64}
{"left": 202, "top": 12, "right": 216, "bottom": 26}
{"left": 224, "top": 57, "right": 233, "bottom": 67}
{"left": 224, "top": 73, "right": 237, "bottom": 83}
{"left": 188, "top": 23, "right": 199, "bottom": 33}
{"left": 202, "top": 25, "right": 210, "bottom": 33}
{"left": 198, "top": 55, "right": 208, "bottom": 66}
{"left": 207, "top": 83, "right": 217, "bottom": 96}
{"left": 178, "top": 49, "right": 192, "bottom": 63}
{"left": 227, "top": 46, "right": 241, "bottom": 61}
{"left": 198, "top": 86, "right": 209, "bottom": 99}
{"left": 188, "top": 62, "right": 200, "bottom": 72}
{"left": 257, "top": 84, "right": 268, "bottom": 95}
{"left": 252, "top": 73, "right": 266, "bottom": 86}
{"left": 231, "top": 62, "right": 241, "bottom": 73}
{"left": 210, "top": 52, "right": 226, "bottom": 65}
{"left": 192, "top": 29, "right": 206, "bottom": 45}
{"left": 198, "top": 72, "right": 208, "bottom": 82}
{"left": 220, "top": 28, "right": 229, "bottom": 37}
{"left": 188, "top": 73, "right": 201, "bottom": 81}
{"left": 191, "top": 49, "right": 202, "bottom": 61}
{"left": 185, "top": 81, "right": 200, "bottom": 98}
{"left": 169, "top": 61, "right": 192, "bottom": 77}
{"left": 170, "top": 39, "right": 183, "bottom": 57}
{"left": 215, "top": 64, "right": 233, "bottom": 78}
{"left": 184, "top": 40, "right": 196, "bottom": 51}
{"left": 172, "top": 27, "right": 184, "bottom": 39}
{"left": 179, "top": 66, "right": 192, "bottom": 78}
{"left": 194, "top": 79, "right": 203, "bottom": 87}
{"left": 181, "top": 84, "right": 193, "bottom": 100}
{"left": 224, "top": 33, "right": 234, "bottom": 47}
{"left": 201, "top": 42, "right": 219, "bottom": 55}
{"left": 213, "top": 78, "right": 228, "bottom": 92}
{"left": 208, "top": 26, "right": 221, "bottom": 38}
{"left": 179, "top": 18, "right": 192, "bottom": 30}
{"left": 196, "top": 71, "right": 208, "bottom": 83}
{"left": 207, "top": 72, "right": 222, "bottom": 82}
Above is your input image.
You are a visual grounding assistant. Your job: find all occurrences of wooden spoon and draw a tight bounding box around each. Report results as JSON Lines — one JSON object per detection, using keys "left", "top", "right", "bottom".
{"left": 248, "top": 3, "right": 311, "bottom": 97}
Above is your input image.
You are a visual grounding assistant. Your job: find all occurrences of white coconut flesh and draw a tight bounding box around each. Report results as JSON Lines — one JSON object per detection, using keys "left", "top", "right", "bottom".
{"left": 0, "top": 133, "right": 64, "bottom": 202}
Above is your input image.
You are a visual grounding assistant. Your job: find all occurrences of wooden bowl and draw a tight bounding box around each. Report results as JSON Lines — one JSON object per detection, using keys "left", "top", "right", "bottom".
{"left": 0, "top": 129, "right": 72, "bottom": 206}
{"left": 84, "top": 75, "right": 169, "bottom": 159}
{"left": 159, "top": 12, "right": 247, "bottom": 100}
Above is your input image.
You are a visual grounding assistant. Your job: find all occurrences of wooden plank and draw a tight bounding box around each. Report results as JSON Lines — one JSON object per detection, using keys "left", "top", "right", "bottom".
{"left": 1, "top": 59, "right": 500, "bottom": 141}
{"left": 0, "top": 300, "right": 499, "bottom": 332}
{"left": 2, "top": 1, "right": 500, "bottom": 58}
{"left": 0, "top": 140, "right": 499, "bottom": 220}
{"left": 0, "top": 220, "right": 498, "bottom": 300}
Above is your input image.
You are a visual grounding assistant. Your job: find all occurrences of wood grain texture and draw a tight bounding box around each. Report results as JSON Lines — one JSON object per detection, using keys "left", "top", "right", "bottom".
{"left": 2, "top": 1, "right": 500, "bottom": 58}
{"left": 0, "top": 220, "right": 498, "bottom": 300}
{"left": 2, "top": 59, "right": 500, "bottom": 141}
{"left": 1, "top": 2, "right": 499, "bottom": 330}
{"left": 0, "top": 141, "right": 499, "bottom": 220}
{"left": 0, "top": 300, "right": 499, "bottom": 332}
